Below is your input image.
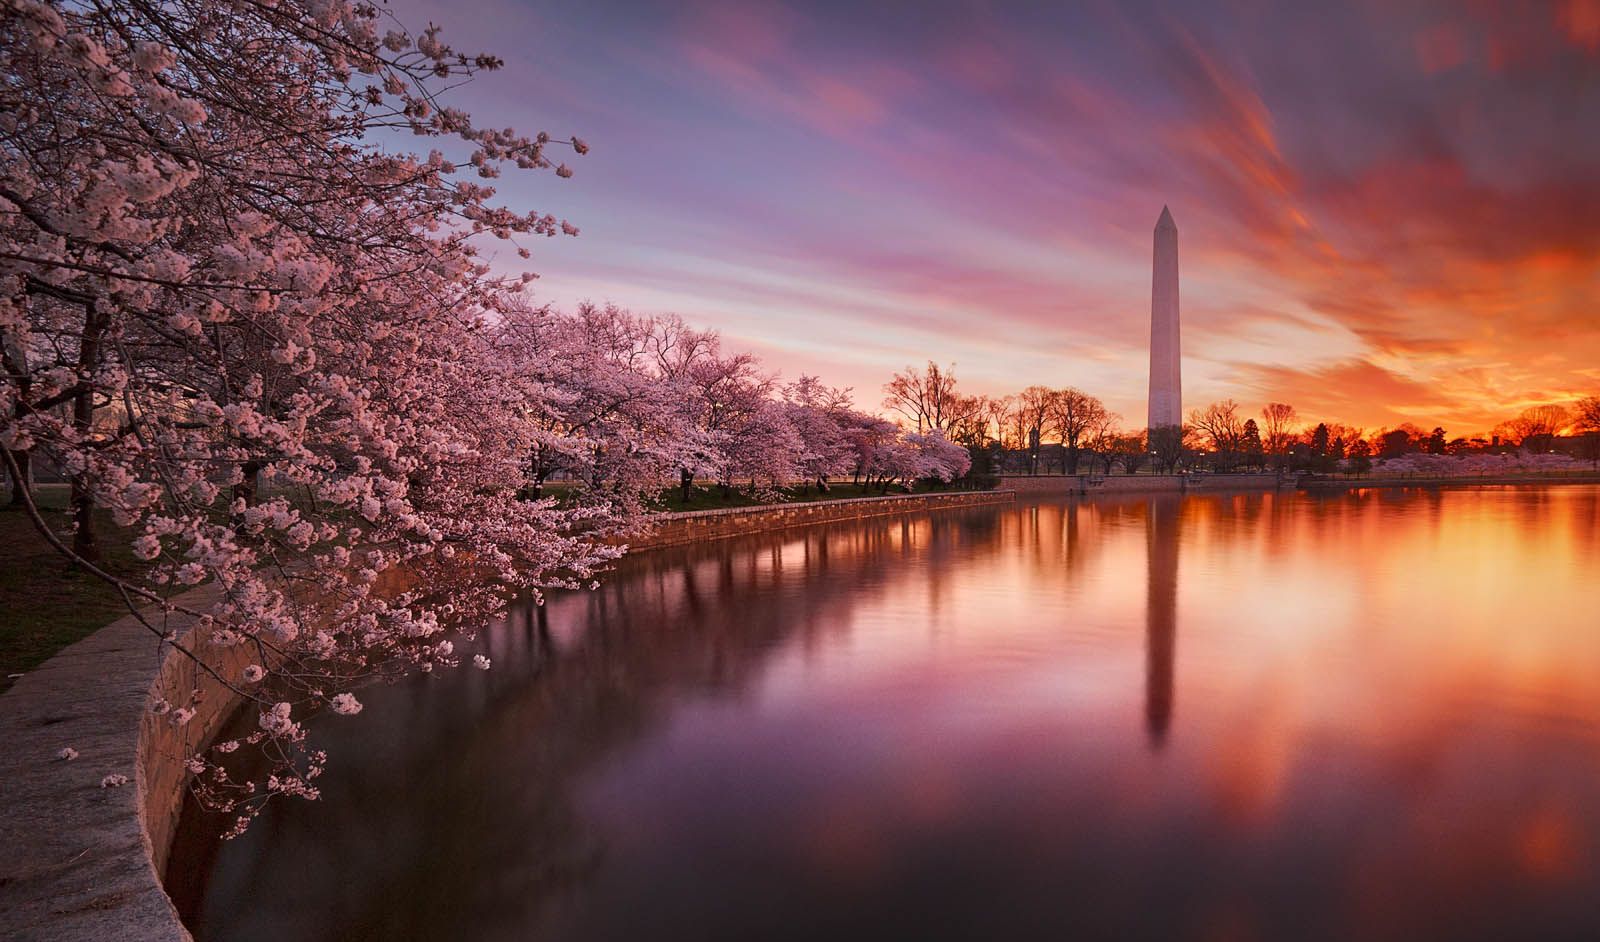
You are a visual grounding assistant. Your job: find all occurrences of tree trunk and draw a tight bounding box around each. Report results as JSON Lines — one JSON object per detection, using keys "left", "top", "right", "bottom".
{"left": 232, "top": 459, "right": 263, "bottom": 508}
{"left": 4, "top": 447, "right": 28, "bottom": 506}
{"left": 680, "top": 467, "right": 692, "bottom": 504}
{"left": 69, "top": 304, "right": 111, "bottom": 563}
{"left": 69, "top": 390, "right": 98, "bottom": 563}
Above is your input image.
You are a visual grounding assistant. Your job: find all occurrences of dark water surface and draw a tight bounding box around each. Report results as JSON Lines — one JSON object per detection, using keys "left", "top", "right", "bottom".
{"left": 177, "top": 487, "right": 1600, "bottom": 941}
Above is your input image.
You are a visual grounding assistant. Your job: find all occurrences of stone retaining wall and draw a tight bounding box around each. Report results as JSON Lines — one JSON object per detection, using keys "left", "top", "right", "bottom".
{"left": 630, "top": 489, "right": 1016, "bottom": 550}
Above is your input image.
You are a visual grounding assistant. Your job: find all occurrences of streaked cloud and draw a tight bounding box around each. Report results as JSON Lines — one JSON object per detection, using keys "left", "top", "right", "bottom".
{"left": 395, "top": 0, "right": 1600, "bottom": 434}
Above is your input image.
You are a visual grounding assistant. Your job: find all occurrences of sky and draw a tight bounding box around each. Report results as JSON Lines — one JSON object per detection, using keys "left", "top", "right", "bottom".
{"left": 391, "top": 0, "right": 1600, "bottom": 435}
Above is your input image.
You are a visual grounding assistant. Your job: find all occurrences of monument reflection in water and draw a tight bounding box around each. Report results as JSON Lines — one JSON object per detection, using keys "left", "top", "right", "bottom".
{"left": 178, "top": 487, "right": 1600, "bottom": 941}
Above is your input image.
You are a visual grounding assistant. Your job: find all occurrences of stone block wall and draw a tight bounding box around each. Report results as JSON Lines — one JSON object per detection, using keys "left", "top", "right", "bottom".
{"left": 631, "top": 490, "right": 1017, "bottom": 550}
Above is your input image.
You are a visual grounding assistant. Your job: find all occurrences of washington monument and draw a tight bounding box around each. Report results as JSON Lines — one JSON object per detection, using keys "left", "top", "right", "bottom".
{"left": 1147, "top": 205, "right": 1181, "bottom": 432}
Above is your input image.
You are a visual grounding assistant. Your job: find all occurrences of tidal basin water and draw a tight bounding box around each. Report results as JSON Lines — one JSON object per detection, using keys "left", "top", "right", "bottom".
{"left": 176, "top": 487, "right": 1600, "bottom": 941}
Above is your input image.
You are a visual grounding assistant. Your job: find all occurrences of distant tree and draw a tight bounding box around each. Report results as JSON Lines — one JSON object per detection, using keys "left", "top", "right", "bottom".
{"left": 1050, "top": 387, "right": 1108, "bottom": 475}
{"left": 1148, "top": 425, "right": 1186, "bottom": 473}
{"left": 1260, "top": 402, "right": 1298, "bottom": 467}
{"left": 1578, "top": 396, "right": 1600, "bottom": 431}
{"left": 1113, "top": 433, "right": 1150, "bottom": 475}
{"left": 1323, "top": 423, "right": 1362, "bottom": 465}
{"left": 984, "top": 396, "right": 1018, "bottom": 450}
{"left": 883, "top": 361, "right": 961, "bottom": 434}
{"left": 1379, "top": 428, "right": 1414, "bottom": 459}
{"left": 1015, "top": 386, "right": 1055, "bottom": 475}
{"left": 945, "top": 394, "right": 993, "bottom": 448}
{"left": 1306, "top": 423, "right": 1331, "bottom": 472}
{"left": 1189, "top": 399, "right": 1244, "bottom": 469}
{"left": 1426, "top": 427, "right": 1447, "bottom": 454}
{"left": 1241, "top": 419, "right": 1264, "bottom": 469}
{"left": 1499, "top": 404, "right": 1572, "bottom": 452}
{"left": 1346, "top": 439, "right": 1373, "bottom": 475}
{"left": 1576, "top": 396, "right": 1600, "bottom": 468}
{"left": 1086, "top": 412, "right": 1122, "bottom": 475}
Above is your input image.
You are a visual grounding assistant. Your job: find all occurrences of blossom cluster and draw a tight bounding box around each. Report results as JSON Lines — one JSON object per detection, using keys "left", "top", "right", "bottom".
{"left": 1368, "top": 451, "right": 1595, "bottom": 475}
{"left": 492, "top": 302, "right": 971, "bottom": 504}
{"left": 1, "top": 0, "right": 598, "bottom": 834}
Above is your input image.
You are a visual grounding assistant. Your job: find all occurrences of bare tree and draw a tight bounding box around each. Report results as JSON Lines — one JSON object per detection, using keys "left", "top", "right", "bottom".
{"left": 1014, "top": 386, "right": 1056, "bottom": 475}
{"left": 883, "top": 361, "right": 962, "bottom": 434}
{"left": 1189, "top": 399, "right": 1245, "bottom": 468}
{"left": 1575, "top": 396, "right": 1600, "bottom": 467}
{"left": 1498, "top": 404, "right": 1572, "bottom": 451}
{"left": 1050, "top": 387, "right": 1109, "bottom": 475}
{"left": 1086, "top": 411, "right": 1122, "bottom": 475}
{"left": 1148, "top": 424, "right": 1189, "bottom": 473}
{"left": 944, "top": 393, "right": 991, "bottom": 446}
{"left": 1578, "top": 397, "right": 1600, "bottom": 431}
{"left": 1112, "top": 432, "right": 1150, "bottom": 475}
{"left": 1260, "top": 402, "right": 1298, "bottom": 467}
{"left": 984, "top": 396, "right": 1018, "bottom": 451}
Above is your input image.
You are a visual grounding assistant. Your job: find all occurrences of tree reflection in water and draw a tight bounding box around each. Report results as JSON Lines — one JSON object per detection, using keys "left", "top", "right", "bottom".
{"left": 174, "top": 487, "right": 1600, "bottom": 942}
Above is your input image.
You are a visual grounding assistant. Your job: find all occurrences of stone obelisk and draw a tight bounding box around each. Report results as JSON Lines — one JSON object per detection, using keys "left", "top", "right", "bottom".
{"left": 1147, "top": 205, "right": 1181, "bottom": 432}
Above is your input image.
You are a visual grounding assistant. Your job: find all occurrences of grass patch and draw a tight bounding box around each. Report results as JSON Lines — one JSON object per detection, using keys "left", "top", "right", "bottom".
{"left": 1, "top": 484, "right": 149, "bottom": 692}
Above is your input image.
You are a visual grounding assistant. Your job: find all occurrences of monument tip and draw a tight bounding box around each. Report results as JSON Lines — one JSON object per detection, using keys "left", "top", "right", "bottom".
{"left": 1156, "top": 205, "right": 1176, "bottom": 230}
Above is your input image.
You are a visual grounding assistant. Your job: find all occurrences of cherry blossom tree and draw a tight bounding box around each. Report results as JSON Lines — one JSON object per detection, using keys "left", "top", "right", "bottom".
{"left": 489, "top": 301, "right": 690, "bottom": 510}
{"left": 781, "top": 375, "right": 855, "bottom": 493}
{"left": 904, "top": 429, "right": 972, "bottom": 482}
{"left": 648, "top": 319, "right": 799, "bottom": 499}
{"left": 1, "top": 0, "right": 615, "bottom": 832}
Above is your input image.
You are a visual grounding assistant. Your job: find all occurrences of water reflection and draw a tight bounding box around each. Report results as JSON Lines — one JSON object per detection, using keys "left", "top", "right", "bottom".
{"left": 177, "top": 487, "right": 1600, "bottom": 941}
{"left": 1146, "top": 494, "right": 1178, "bottom": 748}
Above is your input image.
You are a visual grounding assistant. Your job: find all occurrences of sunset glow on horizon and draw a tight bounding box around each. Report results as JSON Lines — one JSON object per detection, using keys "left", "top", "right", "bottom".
{"left": 394, "top": 0, "right": 1600, "bottom": 435}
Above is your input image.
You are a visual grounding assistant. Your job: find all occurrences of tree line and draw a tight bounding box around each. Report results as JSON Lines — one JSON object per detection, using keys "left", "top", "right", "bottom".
{"left": 875, "top": 363, "right": 1600, "bottom": 475}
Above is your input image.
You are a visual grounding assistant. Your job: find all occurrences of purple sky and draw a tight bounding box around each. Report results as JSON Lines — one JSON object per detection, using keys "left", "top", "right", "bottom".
{"left": 393, "top": 0, "right": 1600, "bottom": 434}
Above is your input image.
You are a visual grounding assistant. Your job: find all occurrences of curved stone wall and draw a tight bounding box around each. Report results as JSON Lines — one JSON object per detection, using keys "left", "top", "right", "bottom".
{"left": 0, "top": 584, "right": 224, "bottom": 942}
{"left": 631, "top": 489, "right": 1016, "bottom": 549}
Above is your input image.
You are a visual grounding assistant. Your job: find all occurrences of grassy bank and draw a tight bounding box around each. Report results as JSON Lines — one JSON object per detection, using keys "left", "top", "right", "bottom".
{"left": 0, "top": 485, "right": 149, "bottom": 692}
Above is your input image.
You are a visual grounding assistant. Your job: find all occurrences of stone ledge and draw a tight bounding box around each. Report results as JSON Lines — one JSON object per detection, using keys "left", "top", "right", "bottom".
{"left": 632, "top": 489, "right": 1016, "bottom": 549}
{"left": 0, "top": 584, "right": 223, "bottom": 942}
